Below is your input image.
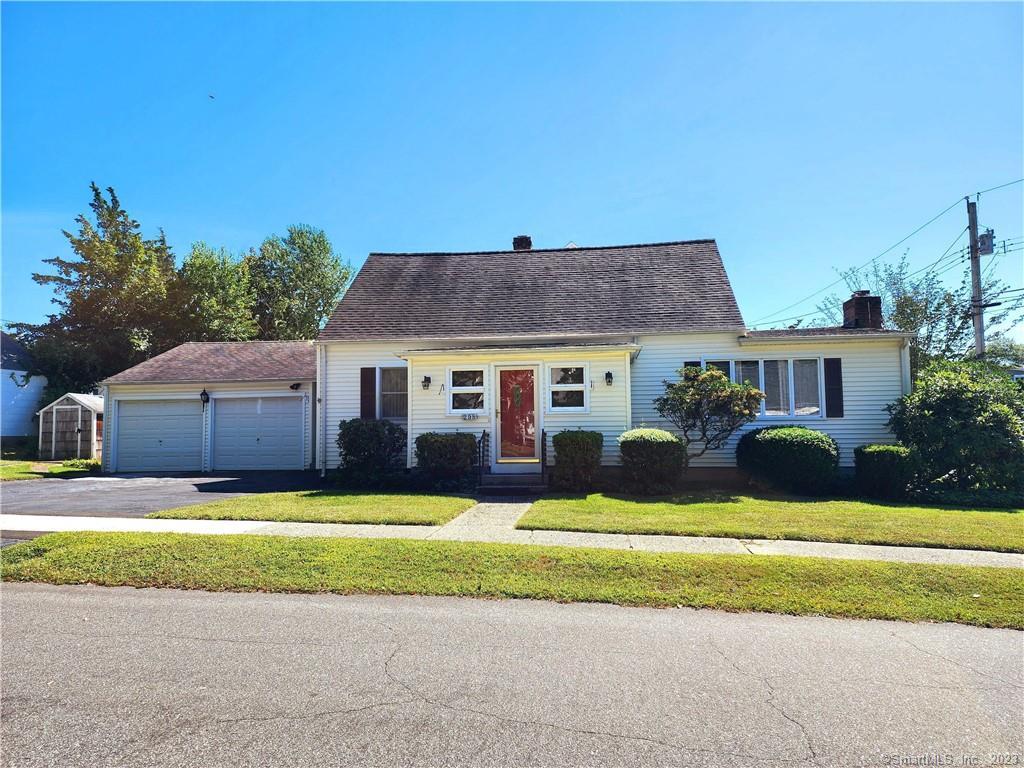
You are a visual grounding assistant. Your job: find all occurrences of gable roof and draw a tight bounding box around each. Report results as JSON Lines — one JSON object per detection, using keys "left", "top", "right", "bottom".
{"left": 38, "top": 393, "right": 103, "bottom": 414}
{"left": 102, "top": 341, "right": 315, "bottom": 385}
{"left": 319, "top": 239, "right": 745, "bottom": 342}
{"left": 1, "top": 332, "right": 34, "bottom": 371}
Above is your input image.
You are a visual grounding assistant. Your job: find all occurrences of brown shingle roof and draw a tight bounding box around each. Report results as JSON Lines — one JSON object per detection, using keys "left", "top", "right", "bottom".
{"left": 318, "top": 239, "right": 745, "bottom": 341}
{"left": 102, "top": 341, "right": 315, "bottom": 384}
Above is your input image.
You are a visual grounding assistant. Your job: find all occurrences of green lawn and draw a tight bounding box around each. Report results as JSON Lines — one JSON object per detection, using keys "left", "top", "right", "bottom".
{"left": 0, "top": 460, "right": 93, "bottom": 482}
{"left": 518, "top": 493, "right": 1024, "bottom": 553}
{"left": 3, "top": 532, "right": 1020, "bottom": 628}
{"left": 148, "top": 490, "right": 477, "bottom": 526}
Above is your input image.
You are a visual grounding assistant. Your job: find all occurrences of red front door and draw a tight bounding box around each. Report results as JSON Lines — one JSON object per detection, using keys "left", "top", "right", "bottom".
{"left": 498, "top": 368, "right": 537, "bottom": 460}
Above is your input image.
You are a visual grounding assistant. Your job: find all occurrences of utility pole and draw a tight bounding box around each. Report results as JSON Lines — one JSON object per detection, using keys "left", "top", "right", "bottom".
{"left": 967, "top": 197, "right": 985, "bottom": 357}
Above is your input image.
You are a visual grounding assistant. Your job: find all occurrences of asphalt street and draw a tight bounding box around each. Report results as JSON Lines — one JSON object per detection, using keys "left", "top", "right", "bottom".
{"left": 1, "top": 584, "right": 1021, "bottom": 767}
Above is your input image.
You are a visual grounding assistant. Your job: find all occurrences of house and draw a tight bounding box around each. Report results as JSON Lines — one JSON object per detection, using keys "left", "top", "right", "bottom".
{"left": 1, "top": 332, "right": 47, "bottom": 438}
{"left": 37, "top": 393, "right": 103, "bottom": 460}
{"left": 100, "top": 342, "right": 314, "bottom": 472}
{"left": 314, "top": 238, "right": 913, "bottom": 479}
{"left": 100, "top": 237, "right": 913, "bottom": 478}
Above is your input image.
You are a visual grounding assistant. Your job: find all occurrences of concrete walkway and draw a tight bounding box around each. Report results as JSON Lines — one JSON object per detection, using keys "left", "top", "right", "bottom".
{"left": 2, "top": 503, "right": 1021, "bottom": 569}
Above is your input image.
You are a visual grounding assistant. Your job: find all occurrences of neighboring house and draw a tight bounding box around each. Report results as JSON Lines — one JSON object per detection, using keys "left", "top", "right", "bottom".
{"left": 314, "top": 238, "right": 913, "bottom": 478}
{"left": 100, "top": 237, "right": 914, "bottom": 477}
{"left": 100, "top": 342, "right": 314, "bottom": 472}
{"left": 1010, "top": 368, "right": 1024, "bottom": 383}
{"left": 1, "top": 332, "right": 47, "bottom": 438}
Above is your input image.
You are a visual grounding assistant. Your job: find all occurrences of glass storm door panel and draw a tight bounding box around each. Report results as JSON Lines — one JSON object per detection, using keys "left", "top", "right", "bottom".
{"left": 498, "top": 368, "right": 537, "bottom": 459}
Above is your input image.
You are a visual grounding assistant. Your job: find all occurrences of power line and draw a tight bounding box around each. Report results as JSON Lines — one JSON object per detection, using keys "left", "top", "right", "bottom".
{"left": 752, "top": 178, "right": 1024, "bottom": 324}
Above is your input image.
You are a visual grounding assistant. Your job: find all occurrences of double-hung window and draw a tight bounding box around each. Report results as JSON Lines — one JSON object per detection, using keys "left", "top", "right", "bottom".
{"left": 548, "top": 365, "right": 588, "bottom": 412}
{"left": 695, "top": 357, "right": 823, "bottom": 418}
{"left": 379, "top": 368, "right": 408, "bottom": 419}
{"left": 448, "top": 368, "right": 486, "bottom": 414}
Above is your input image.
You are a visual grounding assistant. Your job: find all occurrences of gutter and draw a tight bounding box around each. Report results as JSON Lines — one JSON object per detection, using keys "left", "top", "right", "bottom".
{"left": 738, "top": 333, "right": 915, "bottom": 345}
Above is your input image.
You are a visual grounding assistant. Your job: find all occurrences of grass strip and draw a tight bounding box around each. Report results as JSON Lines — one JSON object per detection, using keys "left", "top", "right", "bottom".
{"left": 518, "top": 493, "right": 1024, "bottom": 553}
{"left": 3, "top": 532, "right": 1021, "bottom": 628}
{"left": 148, "top": 491, "right": 477, "bottom": 526}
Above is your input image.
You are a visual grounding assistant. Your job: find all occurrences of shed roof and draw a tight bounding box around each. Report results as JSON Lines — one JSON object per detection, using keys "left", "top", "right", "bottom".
{"left": 102, "top": 341, "right": 315, "bottom": 385}
{"left": 38, "top": 393, "right": 104, "bottom": 414}
{"left": 319, "top": 239, "right": 745, "bottom": 341}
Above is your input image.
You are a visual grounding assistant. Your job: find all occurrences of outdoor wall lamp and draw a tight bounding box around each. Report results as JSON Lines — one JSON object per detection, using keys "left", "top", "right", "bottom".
{"left": 200, "top": 389, "right": 210, "bottom": 406}
{"left": 422, "top": 376, "right": 431, "bottom": 390}
{"left": 289, "top": 382, "right": 302, "bottom": 390}
{"left": 605, "top": 371, "right": 614, "bottom": 386}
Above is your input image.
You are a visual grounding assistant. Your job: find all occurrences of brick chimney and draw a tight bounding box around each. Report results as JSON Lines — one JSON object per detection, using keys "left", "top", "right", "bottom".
{"left": 512, "top": 235, "right": 532, "bottom": 251}
{"left": 842, "top": 290, "right": 883, "bottom": 329}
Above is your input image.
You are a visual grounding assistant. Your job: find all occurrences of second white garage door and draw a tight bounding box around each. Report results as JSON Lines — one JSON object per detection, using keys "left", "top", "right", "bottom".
{"left": 212, "top": 396, "right": 305, "bottom": 471}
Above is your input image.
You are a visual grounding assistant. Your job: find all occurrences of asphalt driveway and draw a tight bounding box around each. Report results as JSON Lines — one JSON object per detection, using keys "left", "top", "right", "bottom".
{"left": 3, "top": 585, "right": 1021, "bottom": 767}
{"left": 0, "top": 471, "right": 322, "bottom": 518}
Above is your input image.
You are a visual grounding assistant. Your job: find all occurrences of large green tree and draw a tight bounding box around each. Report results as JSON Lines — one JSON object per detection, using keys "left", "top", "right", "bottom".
{"left": 816, "top": 256, "right": 1024, "bottom": 377}
{"left": 9, "top": 184, "right": 177, "bottom": 401}
{"left": 244, "top": 225, "right": 350, "bottom": 340}
{"left": 173, "top": 243, "right": 258, "bottom": 342}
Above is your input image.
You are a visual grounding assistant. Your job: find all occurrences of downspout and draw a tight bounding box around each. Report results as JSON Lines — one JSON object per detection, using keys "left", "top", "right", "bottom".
{"left": 900, "top": 339, "right": 913, "bottom": 395}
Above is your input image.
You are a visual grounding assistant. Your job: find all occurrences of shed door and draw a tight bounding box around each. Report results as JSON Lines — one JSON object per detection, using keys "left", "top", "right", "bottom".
{"left": 115, "top": 400, "right": 203, "bottom": 472}
{"left": 212, "top": 396, "right": 304, "bottom": 470}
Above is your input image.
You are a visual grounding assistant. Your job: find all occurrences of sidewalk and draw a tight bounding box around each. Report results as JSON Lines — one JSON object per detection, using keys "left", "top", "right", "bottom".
{"left": 2, "top": 504, "right": 1021, "bottom": 569}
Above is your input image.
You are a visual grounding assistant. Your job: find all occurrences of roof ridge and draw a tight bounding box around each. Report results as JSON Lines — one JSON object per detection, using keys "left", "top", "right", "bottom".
{"left": 368, "top": 238, "right": 717, "bottom": 258}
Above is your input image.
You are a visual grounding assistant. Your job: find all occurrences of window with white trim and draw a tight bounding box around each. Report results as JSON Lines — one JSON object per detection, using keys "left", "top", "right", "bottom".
{"left": 697, "top": 358, "right": 823, "bottom": 418}
{"left": 448, "top": 368, "right": 485, "bottom": 413}
{"left": 548, "top": 365, "right": 588, "bottom": 412}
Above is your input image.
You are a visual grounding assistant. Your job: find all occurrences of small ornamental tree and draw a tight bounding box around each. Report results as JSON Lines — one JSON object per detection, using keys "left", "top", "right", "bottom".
{"left": 653, "top": 366, "right": 764, "bottom": 470}
{"left": 886, "top": 360, "right": 1024, "bottom": 491}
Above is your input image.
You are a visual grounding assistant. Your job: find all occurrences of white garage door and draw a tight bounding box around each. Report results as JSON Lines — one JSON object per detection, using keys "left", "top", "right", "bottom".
{"left": 116, "top": 400, "right": 204, "bottom": 472}
{"left": 212, "top": 396, "right": 304, "bottom": 470}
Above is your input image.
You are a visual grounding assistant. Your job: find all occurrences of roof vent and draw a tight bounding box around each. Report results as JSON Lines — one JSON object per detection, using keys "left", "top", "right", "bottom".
{"left": 512, "top": 235, "right": 532, "bottom": 251}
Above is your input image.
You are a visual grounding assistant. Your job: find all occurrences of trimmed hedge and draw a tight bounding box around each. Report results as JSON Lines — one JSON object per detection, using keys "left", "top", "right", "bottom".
{"left": 855, "top": 444, "right": 917, "bottom": 500}
{"left": 737, "top": 426, "right": 839, "bottom": 495}
{"left": 618, "top": 428, "right": 684, "bottom": 494}
{"left": 551, "top": 430, "right": 604, "bottom": 491}
{"left": 337, "top": 419, "right": 406, "bottom": 472}
{"left": 415, "top": 432, "right": 478, "bottom": 481}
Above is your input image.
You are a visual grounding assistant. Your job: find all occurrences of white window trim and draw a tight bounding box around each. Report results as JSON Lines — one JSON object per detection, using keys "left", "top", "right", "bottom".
{"left": 545, "top": 362, "right": 590, "bottom": 414}
{"left": 699, "top": 355, "right": 825, "bottom": 420}
{"left": 377, "top": 366, "right": 408, "bottom": 420}
{"left": 446, "top": 366, "right": 487, "bottom": 416}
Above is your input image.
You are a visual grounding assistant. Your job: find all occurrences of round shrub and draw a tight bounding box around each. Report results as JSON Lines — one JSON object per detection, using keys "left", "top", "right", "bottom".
{"left": 551, "top": 430, "right": 603, "bottom": 491}
{"left": 337, "top": 418, "right": 406, "bottom": 472}
{"left": 736, "top": 426, "right": 839, "bottom": 495}
{"left": 854, "top": 444, "right": 917, "bottom": 500}
{"left": 414, "top": 432, "right": 478, "bottom": 481}
{"left": 618, "top": 428, "right": 684, "bottom": 494}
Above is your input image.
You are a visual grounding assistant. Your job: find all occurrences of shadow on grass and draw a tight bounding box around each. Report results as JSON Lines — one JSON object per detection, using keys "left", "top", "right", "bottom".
{"left": 541, "top": 489, "right": 1022, "bottom": 514}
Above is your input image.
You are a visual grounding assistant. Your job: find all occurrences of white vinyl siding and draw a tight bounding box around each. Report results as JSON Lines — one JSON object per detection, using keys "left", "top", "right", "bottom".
{"left": 630, "top": 333, "right": 906, "bottom": 467}
{"left": 2, "top": 370, "right": 47, "bottom": 437}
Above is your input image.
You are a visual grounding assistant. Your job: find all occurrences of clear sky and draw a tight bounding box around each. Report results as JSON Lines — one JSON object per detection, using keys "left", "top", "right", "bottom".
{"left": 3, "top": 2, "right": 1022, "bottom": 338}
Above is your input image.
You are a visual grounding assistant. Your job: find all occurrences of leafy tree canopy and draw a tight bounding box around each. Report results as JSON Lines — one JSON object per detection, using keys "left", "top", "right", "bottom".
{"left": 816, "top": 255, "right": 1023, "bottom": 376}
{"left": 6, "top": 184, "right": 350, "bottom": 403}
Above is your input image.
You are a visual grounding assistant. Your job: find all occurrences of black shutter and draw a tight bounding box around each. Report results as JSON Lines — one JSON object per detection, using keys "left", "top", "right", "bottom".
{"left": 360, "top": 367, "right": 377, "bottom": 419}
{"left": 824, "top": 358, "right": 844, "bottom": 418}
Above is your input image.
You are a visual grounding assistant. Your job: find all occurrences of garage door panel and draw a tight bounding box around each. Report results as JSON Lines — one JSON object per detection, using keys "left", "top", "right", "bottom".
{"left": 212, "top": 396, "right": 303, "bottom": 470}
{"left": 116, "top": 400, "right": 203, "bottom": 472}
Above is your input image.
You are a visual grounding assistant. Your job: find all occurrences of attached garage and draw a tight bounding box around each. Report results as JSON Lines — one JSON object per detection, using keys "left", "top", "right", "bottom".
{"left": 102, "top": 341, "right": 316, "bottom": 473}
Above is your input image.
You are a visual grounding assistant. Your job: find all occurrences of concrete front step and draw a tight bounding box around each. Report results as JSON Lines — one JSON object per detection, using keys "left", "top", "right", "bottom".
{"left": 478, "top": 474, "right": 547, "bottom": 495}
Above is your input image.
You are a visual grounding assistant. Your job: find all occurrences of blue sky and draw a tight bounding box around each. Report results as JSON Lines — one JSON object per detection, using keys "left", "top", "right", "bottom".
{"left": 3, "top": 2, "right": 1022, "bottom": 338}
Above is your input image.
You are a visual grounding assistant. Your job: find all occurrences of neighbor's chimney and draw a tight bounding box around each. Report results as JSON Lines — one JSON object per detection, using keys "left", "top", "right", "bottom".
{"left": 842, "top": 290, "right": 883, "bottom": 329}
{"left": 512, "top": 235, "right": 532, "bottom": 251}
